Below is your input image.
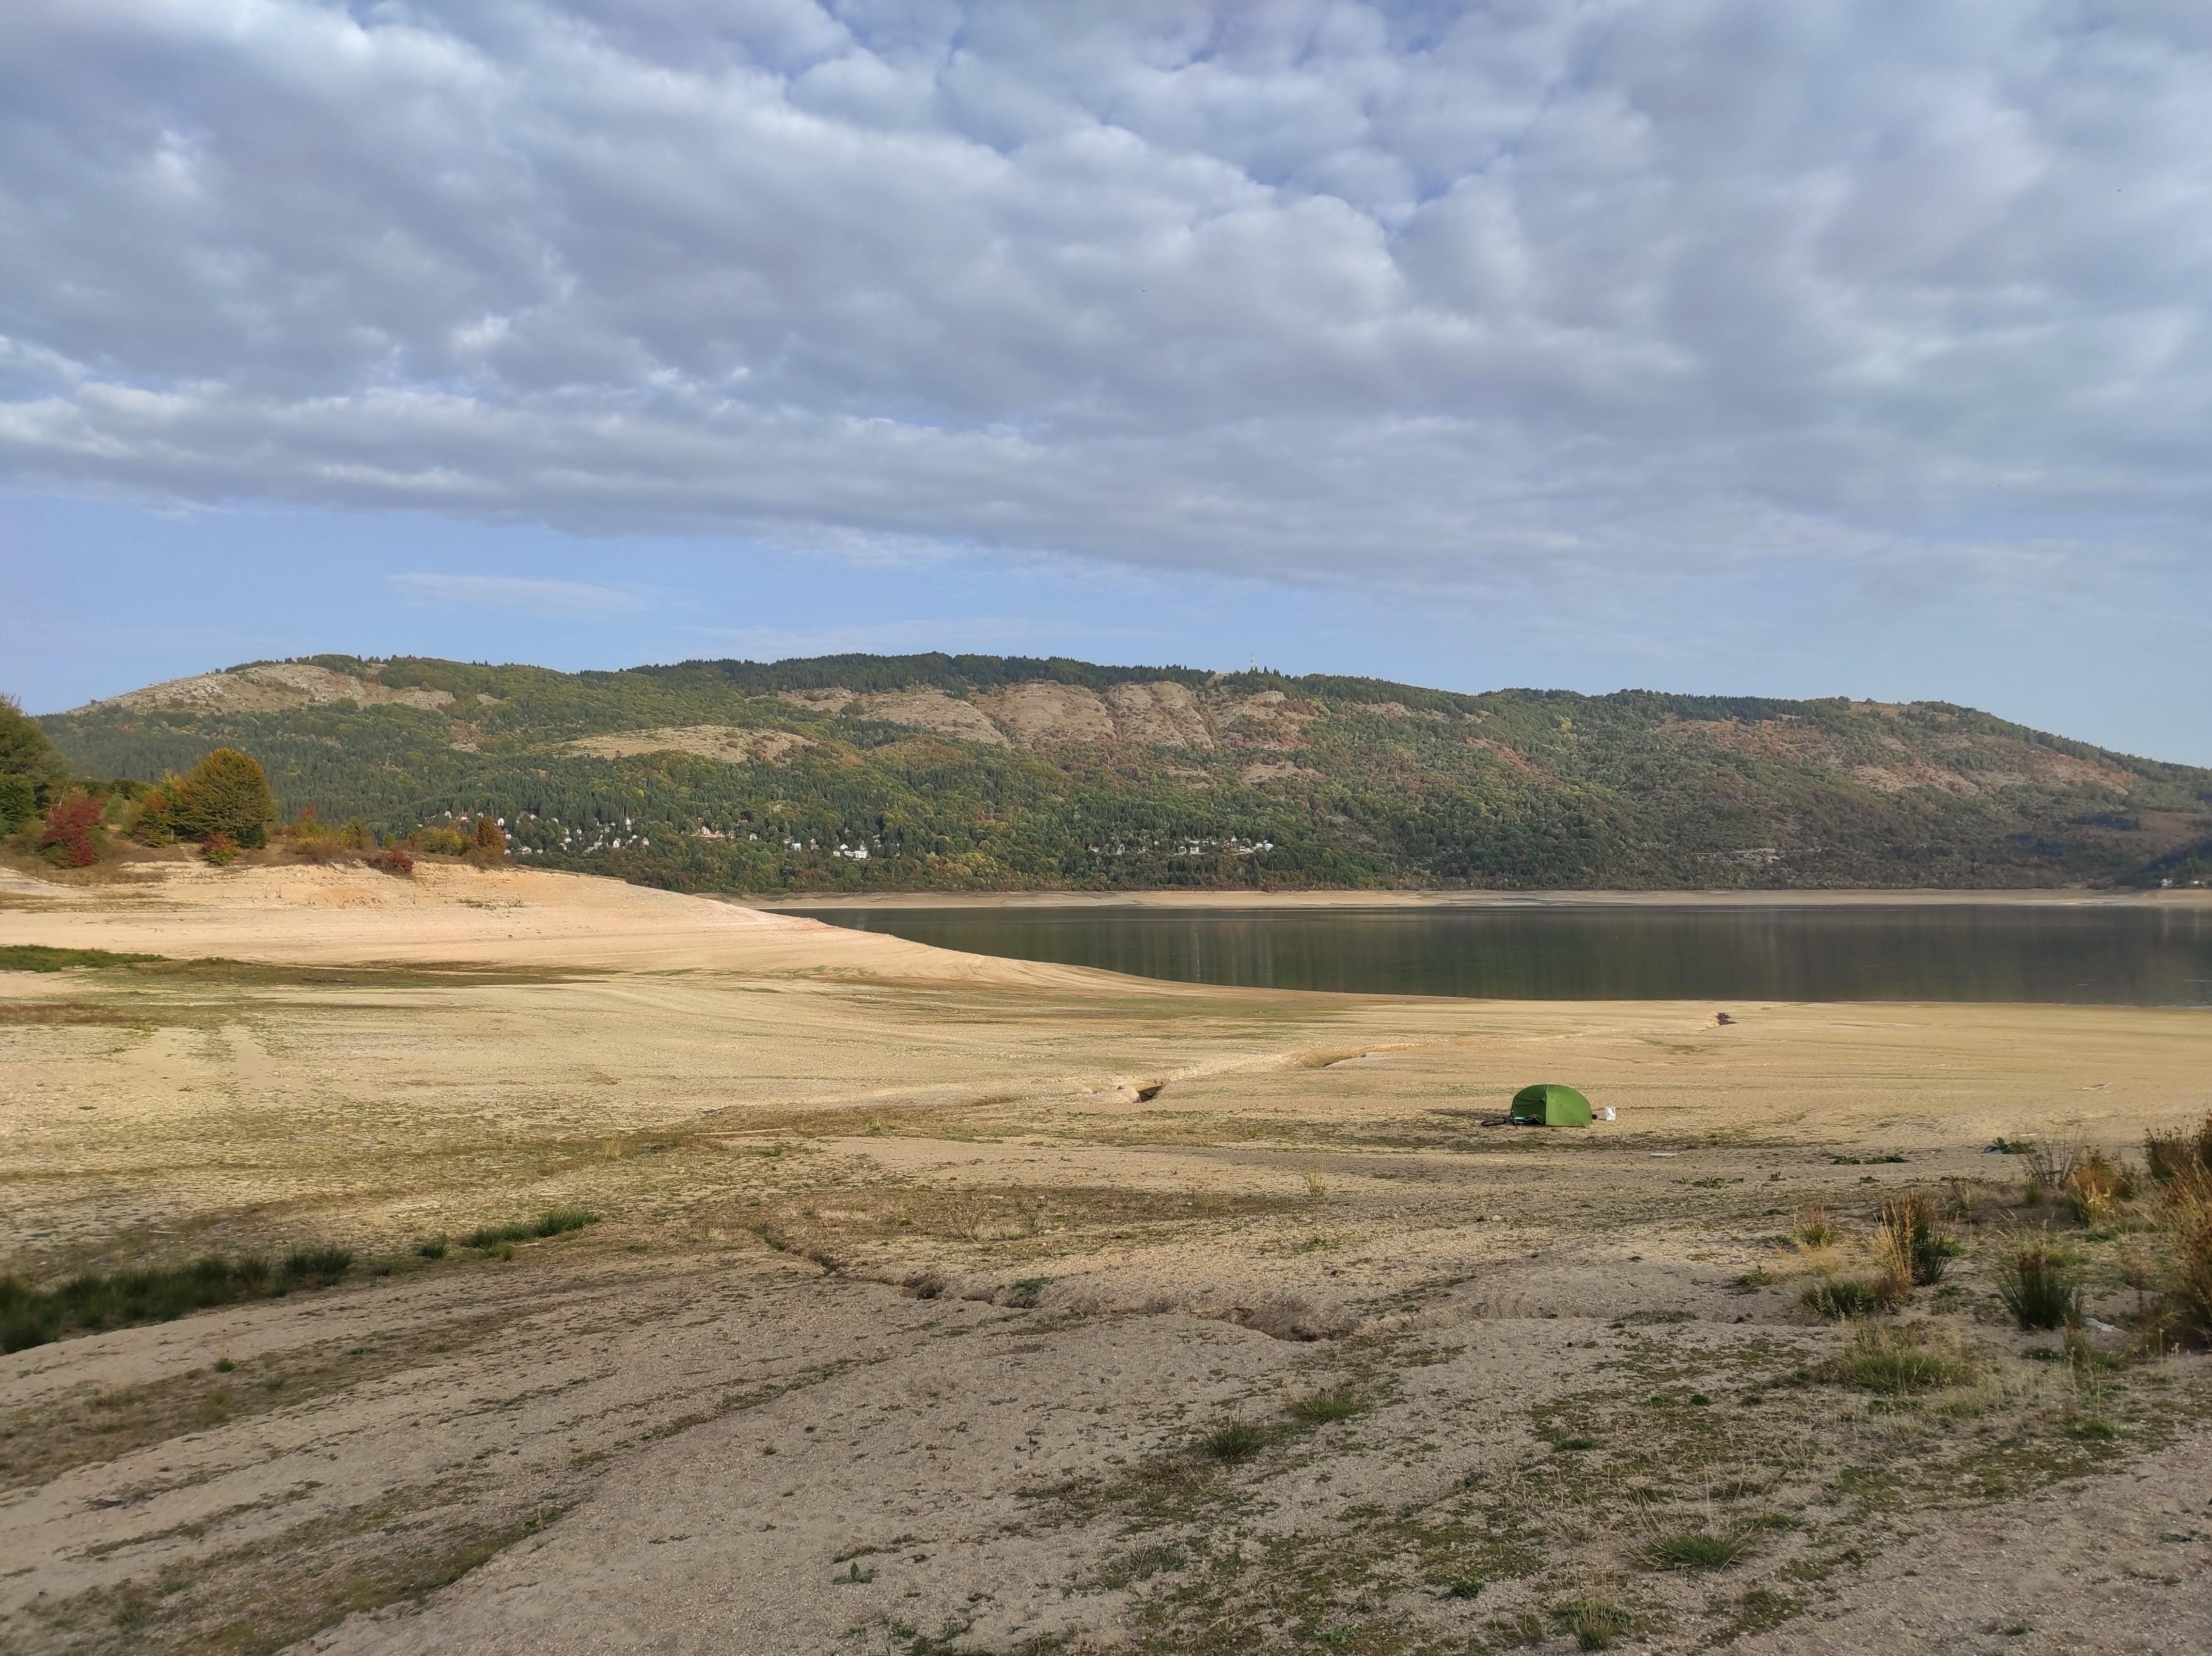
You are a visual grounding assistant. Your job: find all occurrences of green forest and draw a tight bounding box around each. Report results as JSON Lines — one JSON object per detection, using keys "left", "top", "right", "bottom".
{"left": 37, "top": 652, "right": 2212, "bottom": 894}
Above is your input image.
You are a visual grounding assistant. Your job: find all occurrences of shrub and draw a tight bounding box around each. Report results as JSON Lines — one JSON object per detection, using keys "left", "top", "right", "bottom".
{"left": 153, "top": 748, "right": 276, "bottom": 848}
{"left": 1876, "top": 1191, "right": 1955, "bottom": 1286}
{"left": 415, "top": 1234, "right": 448, "bottom": 1260}
{"left": 368, "top": 846, "right": 415, "bottom": 876}
{"left": 202, "top": 831, "right": 240, "bottom": 866}
{"left": 2022, "top": 1139, "right": 2082, "bottom": 1206}
{"left": 410, "top": 825, "right": 470, "bottom": 856}
{"left": 1802, "top": 1275, "right": 1904, "bottom": 1320}
{"left": 469, "top": 816, "right": 508, "bottom": 863}
{"left": 284, "top": 806, "right": 338, "bottom": 862}
{"left": 1997, "top": 1244, "right": 2082, "bottom": 1330}
{"left": 127, "top": 785, "right": 175, "bottom": 845}
{"left": 2145, "top": 1119, "right": 2212, "bottom": 1188}
{"left": 37, "top": 790, "right": 105, "bottom": 867}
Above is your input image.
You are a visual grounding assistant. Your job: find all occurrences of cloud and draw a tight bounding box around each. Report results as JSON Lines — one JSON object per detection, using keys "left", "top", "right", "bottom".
{"left": 391, "top": 572, "right": 648, "bottom": 618}
{"left": 2, "top": 1, "right": 2210, "bottom": 598}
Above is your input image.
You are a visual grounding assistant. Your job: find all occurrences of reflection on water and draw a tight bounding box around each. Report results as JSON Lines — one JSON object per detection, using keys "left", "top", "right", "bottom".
{"left": 794, "top": 904, "right": 2212, "bottom": 1006}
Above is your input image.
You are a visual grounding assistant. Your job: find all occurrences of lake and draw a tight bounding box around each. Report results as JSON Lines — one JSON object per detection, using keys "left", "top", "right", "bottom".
{"left": 791, "top": 902, "right": 2212, "bottom": 1006}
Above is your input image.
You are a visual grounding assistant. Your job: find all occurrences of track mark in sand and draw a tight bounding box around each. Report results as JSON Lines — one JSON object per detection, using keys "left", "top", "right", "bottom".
{"left": 220, "top": 1022, "right": 280, "bottom": 1090}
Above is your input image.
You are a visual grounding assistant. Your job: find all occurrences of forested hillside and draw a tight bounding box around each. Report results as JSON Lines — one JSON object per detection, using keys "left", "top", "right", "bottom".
{"left": 38, "top": 653, "right": 2212, "bottom": 894}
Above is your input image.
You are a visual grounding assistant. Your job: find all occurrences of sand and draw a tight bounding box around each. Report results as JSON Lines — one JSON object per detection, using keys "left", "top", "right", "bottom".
{"left": 1, "top": 860, "right": 2207, "bottom": 1655}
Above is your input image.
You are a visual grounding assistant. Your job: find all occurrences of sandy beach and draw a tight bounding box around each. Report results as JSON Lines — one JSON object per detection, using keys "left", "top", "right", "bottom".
{"left": 2, "top": 860, "right": 2207, "bottom": 1655}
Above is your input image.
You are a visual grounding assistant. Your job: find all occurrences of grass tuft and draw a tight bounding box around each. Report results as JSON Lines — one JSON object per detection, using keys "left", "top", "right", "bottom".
{"left": 1643, "top": 1531, "right": 1745, "bottom": 1570}
{"left": 1552, "top": 1594, "right": 1630, "bottom": 1651}
{"left": 1791, "top": 1202, "right": 1838, "bottom": 1248}
{"left": 1286, "top": 1388, "right": 1363, "bottom": 1426}
{"left": 1996, "top": 1244, "right": 2082, "bottom": 1331}
{"left": 2156, "top": 1166, "right": 2212, "bottom": 1342}
{"left": 462, "top": 1207, "right": 600, "bottom": 1250}
{"left": 282, "top": 1246, "right": 354, "bottom": 1286}
{"left": 2064, "top": 1149, "right": 2134, "bottom": 1227}
{"left": 1196, "top": 1420, "right": 1268, "bottom": 1464}
{"left": 1825, "top": 1325, "right": 1975, "bottom": 1393}
{"left": 1801, "top": 1275, "right": 1905, "bottom": 1320}
{"left": 0, "top": 1247, "right": 359, "bottom": 1353}
{"left": 1876, "top": 1190, "right": 1956, "bottom": 1286}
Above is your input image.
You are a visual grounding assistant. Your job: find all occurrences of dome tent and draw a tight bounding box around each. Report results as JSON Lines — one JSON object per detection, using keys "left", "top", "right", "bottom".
{"left": 1509, "top": 1083, "right": 1592, "bottom": 1126}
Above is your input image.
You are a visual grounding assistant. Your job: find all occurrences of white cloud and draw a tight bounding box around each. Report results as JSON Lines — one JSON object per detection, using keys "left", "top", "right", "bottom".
{"left": 1, "top": 1, "right": 2209, "bottom": 597}
{"left": 391, "top": 572, "right": 648, "bottom": 618}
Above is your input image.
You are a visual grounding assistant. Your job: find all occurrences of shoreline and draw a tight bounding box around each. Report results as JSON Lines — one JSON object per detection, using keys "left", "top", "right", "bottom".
{"left": 743, "top": 884, "right": 2210, "bottom": 911}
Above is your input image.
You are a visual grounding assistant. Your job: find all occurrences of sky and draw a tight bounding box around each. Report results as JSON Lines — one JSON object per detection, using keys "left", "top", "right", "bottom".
{"left": 3, "top": 1, "right": 2210, "bottom": 762}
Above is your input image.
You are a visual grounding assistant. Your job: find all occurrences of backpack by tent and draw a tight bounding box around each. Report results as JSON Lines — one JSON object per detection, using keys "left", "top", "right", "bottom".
{"left": 1509, "top": 1083, "right": 1592, "bottom": 1126}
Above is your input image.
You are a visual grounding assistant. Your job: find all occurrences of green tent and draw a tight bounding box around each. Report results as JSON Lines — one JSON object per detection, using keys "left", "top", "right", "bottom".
{"left": 1509, "top": 1083, "right": 1593, "bottom": 1126}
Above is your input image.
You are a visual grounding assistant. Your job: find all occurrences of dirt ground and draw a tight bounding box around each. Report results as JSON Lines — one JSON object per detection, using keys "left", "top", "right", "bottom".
{"left": 2, "top": 860, "right": 2208, "bottom": 1656}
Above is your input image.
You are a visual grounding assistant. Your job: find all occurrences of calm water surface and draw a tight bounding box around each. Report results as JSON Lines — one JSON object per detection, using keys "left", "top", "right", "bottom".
{"left": 793, "top": 903, "right": 2212, "bottom": 1006}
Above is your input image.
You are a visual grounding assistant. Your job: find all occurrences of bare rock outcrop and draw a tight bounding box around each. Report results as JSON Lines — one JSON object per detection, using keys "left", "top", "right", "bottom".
{"left": 851, "top": 678, "right": 1218, "bottom": 752}
{"left": 976, "top": 682, "right": 1117, "bottom": 747}
{"left": 1103, "top": 681, "right": 1214, "bottom": 749}
{"left": 563, "top": 726, "right": 815, "bottom": 765}
{"left": 86, "top": 662, "right": 454, "bottom": 714}
{"left": 857, "top": 688, "right": 1010, "bottom": 746}
{"left": 1210, "top": 689, "right": 1313, "bottom": 751}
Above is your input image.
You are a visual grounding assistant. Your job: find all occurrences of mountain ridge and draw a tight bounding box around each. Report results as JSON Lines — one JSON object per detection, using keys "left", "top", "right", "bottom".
{"left": 39, "top": 652, "right": 2212, "bottom": 894}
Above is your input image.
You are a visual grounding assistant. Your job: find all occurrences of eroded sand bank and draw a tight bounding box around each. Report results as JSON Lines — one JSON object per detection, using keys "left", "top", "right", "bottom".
{"left": 2, "top": 863, "right": 2207, "bottom": 1655}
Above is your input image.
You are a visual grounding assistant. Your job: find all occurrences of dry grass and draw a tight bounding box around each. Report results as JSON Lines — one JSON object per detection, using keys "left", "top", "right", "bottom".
{"left": 2145, "top": 1116, "right": 2212, "bottom": 1189}
{"left": 1802, "top": 1275, "right": 1906, "bottom": 1320}
{"left": 2065, "top": 1150, "right": 2135, "bottom": 1227}
{"left": 1874, "top": 1190, "right": 1954, "bottom": 1288}
{"left": 1825, "top": 1325, "right": 1977, "bottom": 1394}
{"left": 1792, "top": 1202, "right": 1839, "bottom": 1249}
{"left": 1998, "top": 1244, "right": 2083, "bottom": 1331}
{"left": 2159, "top": 1170, "right": 2212, "bottom": 1343}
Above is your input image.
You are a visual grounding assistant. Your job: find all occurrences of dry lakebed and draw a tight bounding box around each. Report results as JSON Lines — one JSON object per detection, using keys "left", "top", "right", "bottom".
{"left": 2, "top": 861, "right": 2208, "bottom": 1655}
